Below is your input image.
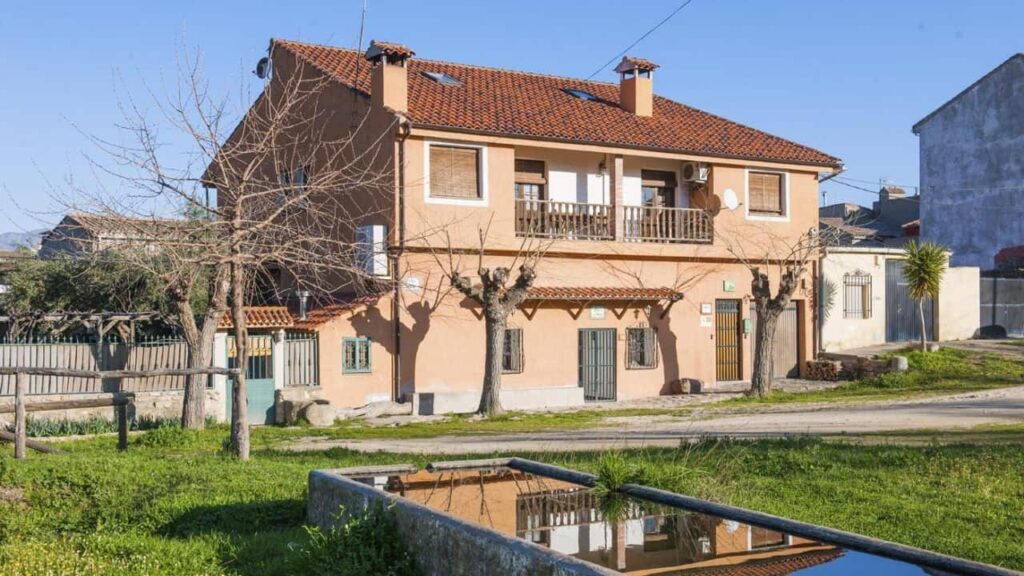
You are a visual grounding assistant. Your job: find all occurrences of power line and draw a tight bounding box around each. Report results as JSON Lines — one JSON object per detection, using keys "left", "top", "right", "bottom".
{"left": 585, "top": 0, "right": 696, "bottom": 80}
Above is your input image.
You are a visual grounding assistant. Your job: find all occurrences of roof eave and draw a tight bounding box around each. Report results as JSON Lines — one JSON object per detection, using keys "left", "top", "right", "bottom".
{"left": 410, "top": 123, "right": 842, "bottom": 169}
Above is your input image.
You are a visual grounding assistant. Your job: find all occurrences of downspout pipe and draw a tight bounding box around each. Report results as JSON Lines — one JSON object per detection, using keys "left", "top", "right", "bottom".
{"left": 392, "top": 115, "right": 412, "bottom": 403}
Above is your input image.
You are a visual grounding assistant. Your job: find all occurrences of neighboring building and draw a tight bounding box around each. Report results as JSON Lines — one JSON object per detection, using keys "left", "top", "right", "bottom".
{"left": 38, "top": 212, "right": 184, "bottom": 259}
{"left": 212, "top": 38, "right": 843, "bottom": 414}
{"left": 913, "top": 53, "right": 1024, "bottom": 270}
{"left": 818, "top": 198, "right": 978, "bottom": 352}
{"left": 819, "top": 185, "right": 919, "bottom": 248}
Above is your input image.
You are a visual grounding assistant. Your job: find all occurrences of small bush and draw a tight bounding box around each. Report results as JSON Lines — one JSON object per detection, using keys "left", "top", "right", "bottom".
{"left": 298, "top": 503, "right": 419, "bottom": 576}
{"left": 134, "top": 425, "right": 199, "bottom": 448}
{"left": 25, "top": 416, "right": 116, "bottom": 437}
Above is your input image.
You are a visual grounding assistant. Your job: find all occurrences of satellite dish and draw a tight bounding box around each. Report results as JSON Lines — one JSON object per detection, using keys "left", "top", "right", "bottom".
{"left": 723, "top": 188, "right": 739, "bottom": 210}
{"left": 254, "top": 57, "right": 271, "bottom": 79}
{"left": 403, "top": 276, "right": 423, "bottom": 294}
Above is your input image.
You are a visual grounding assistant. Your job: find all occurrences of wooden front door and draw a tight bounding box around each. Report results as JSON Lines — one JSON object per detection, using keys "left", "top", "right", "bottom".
{"left": 750, "top": 302, "right": 800, "bottom": 378}
{"left": 579, "top": 328, "right": 616, "bottom": 401}
{"left": 715, "top": 300, "right": 742, "bottom": 381}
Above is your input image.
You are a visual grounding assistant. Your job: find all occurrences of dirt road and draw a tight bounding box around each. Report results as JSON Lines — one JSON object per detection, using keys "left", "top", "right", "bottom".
{"left": 285, "top": 385, "right": 1024, "bottom": 454}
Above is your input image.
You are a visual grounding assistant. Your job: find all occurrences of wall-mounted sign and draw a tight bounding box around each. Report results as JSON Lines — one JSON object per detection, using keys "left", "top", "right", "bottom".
{"left": 700, "top": 303, "right": 712, "bottom": 315}
{"left": 589, "top": 306, "right": 606, "bottom": 320}
{"left": 700, "top": 315, "right": 713, "bottom": 328}
{"left": 723, "top": 280, "right": 736, "bottom": 293}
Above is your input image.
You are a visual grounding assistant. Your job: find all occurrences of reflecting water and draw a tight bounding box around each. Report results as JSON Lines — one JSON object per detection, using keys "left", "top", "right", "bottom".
{"left": 353, "top": 468, "right": 949, "bottom": 575}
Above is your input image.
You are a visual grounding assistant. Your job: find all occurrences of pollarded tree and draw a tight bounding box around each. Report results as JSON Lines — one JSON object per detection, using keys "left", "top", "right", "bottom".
{"left": 903, "top": 241, "right": 947, "bottom": 352}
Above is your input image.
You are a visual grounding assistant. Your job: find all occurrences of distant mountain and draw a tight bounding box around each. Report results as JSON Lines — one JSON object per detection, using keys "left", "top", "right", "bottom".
{"left": 0, "top": 229, "right": 45, "bottom": 251}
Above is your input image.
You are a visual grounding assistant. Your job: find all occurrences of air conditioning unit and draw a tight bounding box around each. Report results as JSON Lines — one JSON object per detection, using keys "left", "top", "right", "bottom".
{"left": 355, "top": 224, "right": 389, "bottom": 277}
{"left": 681, "top": 162, "right": 710, "bottom": 183}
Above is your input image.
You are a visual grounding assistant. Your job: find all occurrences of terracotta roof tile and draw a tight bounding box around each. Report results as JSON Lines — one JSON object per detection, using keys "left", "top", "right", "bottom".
{"left": 292, "top": 294, "right": 385, "bottom": 330}
{"left": 219, "top": 306, "right": 294, "bottom": 330}
{"left": 365, "top": 40, "right": 415, "bottom": 60}
{"left": 679, "top": 548, "right": 844, "bottom": 576}
{"left": 615, "top": 56, "right": 659, "bottom": 72}
{"left": 526, "top": 286, "right": 682, "bottom": 302}
{"left": 275, "top": 40, "right": 840, "bottom": 167}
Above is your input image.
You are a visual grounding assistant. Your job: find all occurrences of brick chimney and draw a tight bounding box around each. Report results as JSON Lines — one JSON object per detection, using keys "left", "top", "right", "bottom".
{"left": 365, "top": 40, "right": 414, "bottom": 113}
{"left": 615, "top": 56, "right": 658, "bottom": 117}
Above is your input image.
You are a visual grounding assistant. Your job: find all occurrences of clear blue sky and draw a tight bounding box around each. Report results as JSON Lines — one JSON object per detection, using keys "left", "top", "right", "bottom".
{"left": 2, "top": 0, "right": 1022, "bottom": 233}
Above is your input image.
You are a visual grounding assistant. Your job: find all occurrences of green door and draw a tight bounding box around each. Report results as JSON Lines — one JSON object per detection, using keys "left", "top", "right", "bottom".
{"left": 225, "top": 335, "right": 276, "bottom": 425}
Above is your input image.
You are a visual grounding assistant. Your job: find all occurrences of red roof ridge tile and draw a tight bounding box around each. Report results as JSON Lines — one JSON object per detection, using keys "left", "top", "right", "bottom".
{"left": 275, "top": 39, "right": 621, "bottom": 87}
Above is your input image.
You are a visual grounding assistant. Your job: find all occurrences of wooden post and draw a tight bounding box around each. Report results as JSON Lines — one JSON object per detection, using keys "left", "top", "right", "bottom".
{"left": 117, "top": 402, "right": 128, "bottom": 451}
{"left": 14, "top": 372, "right": 27, "bottom": 459}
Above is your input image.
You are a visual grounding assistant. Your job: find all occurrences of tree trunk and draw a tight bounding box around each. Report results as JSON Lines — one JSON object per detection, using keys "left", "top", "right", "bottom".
{"left": 229, "top": 261, "right": 250, "bottom": 460}
{"left": 478, "top": 315, "right": 507, "bottom": 416}
{"left": 181, "top": 340, "right": 210, "bottom": 429}
{"left": 750, "top": 300, "right": 779, "bottom": 398}
{"left": 918, "top": 299, "right": 928, "bottom": 353}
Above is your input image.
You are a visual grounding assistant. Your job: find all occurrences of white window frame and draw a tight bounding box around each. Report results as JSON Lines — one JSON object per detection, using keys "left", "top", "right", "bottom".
{"left": 744, "top": 168, "right": 790, "bottom": 222}
{"left": 423, "top": 140, "right": 489, "bottom": 206}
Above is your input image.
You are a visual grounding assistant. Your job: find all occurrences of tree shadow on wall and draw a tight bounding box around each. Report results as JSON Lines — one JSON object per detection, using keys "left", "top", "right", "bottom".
{"left": 349, "top": 300, "right": 432, "bottom": 397}
{"left": 650, "top": 303, "right": 681, "bottom": 395}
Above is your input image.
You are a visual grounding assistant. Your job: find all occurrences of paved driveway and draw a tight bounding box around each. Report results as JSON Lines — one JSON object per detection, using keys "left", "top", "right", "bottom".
{"left": 286, "top": 385, "right": 1024, "bottom": 454}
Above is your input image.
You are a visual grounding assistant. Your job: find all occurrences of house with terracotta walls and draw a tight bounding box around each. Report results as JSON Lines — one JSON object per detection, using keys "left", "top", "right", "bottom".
{"left": 211, "top": 38, "right": 842, "bottom": 417}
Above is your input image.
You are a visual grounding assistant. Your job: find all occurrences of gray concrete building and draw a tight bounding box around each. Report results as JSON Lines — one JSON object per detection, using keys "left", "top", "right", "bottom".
{"left": 913, "top": 53, "right": 1024, "bottom": 270}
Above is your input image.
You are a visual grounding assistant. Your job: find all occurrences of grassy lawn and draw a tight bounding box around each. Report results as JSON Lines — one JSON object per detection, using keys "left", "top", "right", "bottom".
{"left": 725, "top": 347, "right": 1024, "bottom": 406}
{"left": 1, "top": 427, "right": 1022, "bottom": 574}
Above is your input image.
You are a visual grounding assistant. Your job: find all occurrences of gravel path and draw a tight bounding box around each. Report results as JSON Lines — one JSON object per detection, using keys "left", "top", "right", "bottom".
{"left": 285, "top": 385, "right": 1024, "bottom": 454}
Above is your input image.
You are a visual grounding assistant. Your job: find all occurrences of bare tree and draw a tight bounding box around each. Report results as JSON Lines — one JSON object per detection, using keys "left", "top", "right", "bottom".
{"left": 429, "top": 223, "right": 546, "bottom": 417}
{"left": 723, "top": 226, "right": 836, "bottom": 397}
{"left": 78, "top": 47, "right": 397, "bottom": 456}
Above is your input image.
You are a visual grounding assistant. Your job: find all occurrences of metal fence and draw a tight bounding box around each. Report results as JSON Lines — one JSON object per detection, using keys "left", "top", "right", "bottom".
{"left": 980, "top": 277, "right": 1024, "bottom": 337}
{"left": 0, "top": 336, "right": 190, "bottom": 396}
{"left": 285, "top": 333, "right": 319, "bottom": 387}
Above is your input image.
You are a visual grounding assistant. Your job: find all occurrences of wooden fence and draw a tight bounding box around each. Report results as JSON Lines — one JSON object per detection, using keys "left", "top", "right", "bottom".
{"left": 0, "top": 337, "right": 191, "bottom": 396}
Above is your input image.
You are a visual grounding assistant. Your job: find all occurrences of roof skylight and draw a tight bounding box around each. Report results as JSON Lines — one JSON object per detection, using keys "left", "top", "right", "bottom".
{"left": 564, "top": 88, "right": 598, "bottom": 101}
{"left": 423, "top": 71, "right": 462, "bottom": 86}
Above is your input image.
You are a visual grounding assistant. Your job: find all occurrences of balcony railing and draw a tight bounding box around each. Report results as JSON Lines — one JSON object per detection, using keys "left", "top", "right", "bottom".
{"left": 514, "top": 198, "right": 613, "bottom": 241}
{"left": 623, "top": 205, "right": 714, "bottom": 244}
{"left": 514, "top": 198, "right": 713, "bottom": 244}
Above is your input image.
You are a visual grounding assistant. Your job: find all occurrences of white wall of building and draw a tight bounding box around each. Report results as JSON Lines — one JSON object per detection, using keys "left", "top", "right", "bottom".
{"left": 821, "top": 250, "right": 888, "bottom": 352}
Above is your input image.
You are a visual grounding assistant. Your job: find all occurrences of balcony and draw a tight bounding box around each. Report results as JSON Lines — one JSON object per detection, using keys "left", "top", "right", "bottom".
{"left": 514, "top": 198, "right": 712, "bottom": 244}
{"left": 514, "top": 198, "right": 613, "bottom": 241}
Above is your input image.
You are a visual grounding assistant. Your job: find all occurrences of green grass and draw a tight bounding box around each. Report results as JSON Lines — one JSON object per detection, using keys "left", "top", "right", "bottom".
{"left": 727, "top": 347, "right": 1024, "bottom": 405}
{"left": 1, "top": 427, "right": 1022, "bottom": 574}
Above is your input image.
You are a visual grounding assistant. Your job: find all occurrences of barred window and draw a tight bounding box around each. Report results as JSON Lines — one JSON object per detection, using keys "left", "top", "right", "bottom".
{"left": 627, "top": 327, "right": 658, "bottom": 369}
{"left": 342, "top": 337, "right": 372, "bottom": 373}
{"left": 502, "top": 328, "right": 524, "bottom": 374}
{"left": 843, "top": 273, "right": 872, "bottom": 319}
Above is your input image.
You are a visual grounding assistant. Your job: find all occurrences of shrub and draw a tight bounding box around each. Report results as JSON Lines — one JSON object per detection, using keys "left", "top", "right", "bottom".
{"left": 298, "top": 503, "right": 419, "bottom": 576}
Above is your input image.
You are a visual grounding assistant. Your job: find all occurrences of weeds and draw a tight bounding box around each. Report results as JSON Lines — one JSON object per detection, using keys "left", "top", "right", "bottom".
{"left": 298, "top": 503, "right": 419, "bottom": 576}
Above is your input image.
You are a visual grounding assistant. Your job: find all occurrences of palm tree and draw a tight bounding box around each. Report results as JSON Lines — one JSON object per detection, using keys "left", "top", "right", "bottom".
{"left": 903, "top": 241, "right": 947, "bottom": 352}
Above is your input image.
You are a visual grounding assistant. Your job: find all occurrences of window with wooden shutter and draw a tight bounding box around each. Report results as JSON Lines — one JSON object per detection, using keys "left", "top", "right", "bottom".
{"left": 502, "top": 328, "right": 524, "bottom": 374}
{"left": 626, "top": 327, "right": 658, "bottom": 369}
{"left": 514, "top": 160, "right": 546, "bottom": 185}
{"left": 429, "top": 145, "right": 481, "bottom": 199}
{"left": 748, "top": 171, "right": 784, "bottom": 215}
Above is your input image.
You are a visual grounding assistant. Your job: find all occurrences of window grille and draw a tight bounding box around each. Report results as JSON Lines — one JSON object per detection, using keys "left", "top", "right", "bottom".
{"left": 626, "top": 326, "right": 658, "bottom": 369}
{"left": 502, "top": 328, "right": 524, "bottom": 374}
{"left": 343, "top": 337, "right": 372, "bottom": 373}
{"left": 843, "top": 273, "right": 872, "bottom": 319}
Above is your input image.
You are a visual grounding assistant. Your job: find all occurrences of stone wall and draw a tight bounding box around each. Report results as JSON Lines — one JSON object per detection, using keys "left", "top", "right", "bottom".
{"left": 0, "top": 389, "right": 225, "bottom": 426}
{"left": 308, "top": 469, "right": 616, "bottom": 576}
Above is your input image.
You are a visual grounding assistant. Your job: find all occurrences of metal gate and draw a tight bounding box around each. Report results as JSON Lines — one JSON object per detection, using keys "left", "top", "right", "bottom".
{"left": 980, "top": 277, "right": 1024, "bottom": 337}
{"left": 750, "top": 302, "right": 800, "bottom": 379}
{"left": 885, "top": 260, "right": 934, "bottom": 342}
{"left": 578, "top": 328, "right": 616, "bottom": 401}
{"left": 715, "top": 300, "right": 742, "bottom": 381}
{"left": 226, "top": 334, "right": 276, "bottom": 425}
